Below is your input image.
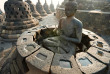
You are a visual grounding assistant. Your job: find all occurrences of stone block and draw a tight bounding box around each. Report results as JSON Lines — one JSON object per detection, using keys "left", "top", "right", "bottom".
{"left": 17, "top": 35, "right": 34, "bottom": 46}
{"left": 28, "top": 26, "right": 46, "bottom": 32}
{"left": 51, "top": 53, "right": 82, "bottom": 74}
{"left": 90, "top": 40, "right": 110, "bottom": 52}
{"left": 26, "top": 48, "right": 54, "bottom": 73}
{"left": 0, "top": 41, "right": 12, "bottom": 61}
{"left": 1, "top": 34, "right": 21, "bottom": 39}
{"left": 17, "top": 42, "right": 40, "bottom": 57}
{"left": 87, "top": 47, "right": 110, "bottom": 65}
{"left": 76, "top": 52, "right": 106, "bottom": 74}
{"left": 21, "top": 31, "right": 36, "bottom": 36}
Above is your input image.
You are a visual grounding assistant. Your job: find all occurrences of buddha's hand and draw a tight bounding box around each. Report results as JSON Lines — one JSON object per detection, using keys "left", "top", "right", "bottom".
{"left": 53, "top": 28, "right": 57, "bottom": 32}
{"left": 60, "top": 35, "right": 66, "bottom": 39}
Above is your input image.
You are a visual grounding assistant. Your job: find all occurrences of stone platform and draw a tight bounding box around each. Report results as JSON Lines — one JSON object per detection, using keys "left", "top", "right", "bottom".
{"left": 0, "top": 14, "right": 110, "bottom": 74}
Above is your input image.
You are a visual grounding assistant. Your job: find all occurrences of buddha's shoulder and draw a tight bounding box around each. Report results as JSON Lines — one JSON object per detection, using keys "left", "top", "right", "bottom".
{"left": 73, "top": 17, "right": 83, "bottom": 27}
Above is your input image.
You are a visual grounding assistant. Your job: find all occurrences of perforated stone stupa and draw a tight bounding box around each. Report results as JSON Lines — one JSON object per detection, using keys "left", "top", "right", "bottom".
{"left": 50, "top": 0, "right": 55, "bottom": 12}
{"left": 56, "top": 2, "right": 60, "bottom": 9}
{"left": 0, "top": 0, "right": 39, "bottom": 41}
{"left": 26, "top": 0, "right": 42, "bottom": 20}
{"left": 36, "top": 0, "right": 47, "bottom": 16}
{"left": 60, "top": 0, "right": 68, "bottom": 8}
{"left": 0, "top": 9, "right": 3, "bottom": 15}
{"left": 0, "top": 15, "right": 4, "bottom": 26}
{"left": 43, "top": 0, "right": 52, "bottom": 14}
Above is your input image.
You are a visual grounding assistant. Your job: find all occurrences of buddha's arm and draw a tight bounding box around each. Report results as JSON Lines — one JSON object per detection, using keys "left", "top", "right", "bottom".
{"left": 60, "top": 24, "right": 83, "bottom": 44}
{"left": 54, "top": 19, "right": 63, "bottom": 35}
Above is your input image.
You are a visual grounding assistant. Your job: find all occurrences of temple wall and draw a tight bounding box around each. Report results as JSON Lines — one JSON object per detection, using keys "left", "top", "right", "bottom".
{"left": 56, "top": 8, "right": 110, "bottom": 35}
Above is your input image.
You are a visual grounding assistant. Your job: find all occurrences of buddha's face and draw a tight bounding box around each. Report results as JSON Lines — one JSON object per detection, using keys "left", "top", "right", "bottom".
{"left": 65, "top": 6, "right": 76, "bottom": 17}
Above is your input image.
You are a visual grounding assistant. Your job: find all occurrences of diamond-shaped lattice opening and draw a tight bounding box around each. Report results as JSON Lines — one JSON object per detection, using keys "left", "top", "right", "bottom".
{"left": 36, "top": 53, "right": 47, "bottom": 60}
{"left": 79, "top": 57, "right": 92, "bottom": 66}
{"left": 25, "top": 44, "right": 36, "bottom": 51}
{"left": 60, "top": 60, "right": 72, "bottom": 68}
{"left": 97, "top": 50, "right": 104, "bottom": 56}
{"left": 97, "top": 41, "right": 103, "bottom": 47}
{"left": 23, "top": 38, "right": 27, "bottom": 42}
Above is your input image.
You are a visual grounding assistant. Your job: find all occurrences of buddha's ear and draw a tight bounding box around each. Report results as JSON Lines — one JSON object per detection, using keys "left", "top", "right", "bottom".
{"left": 75, "top": 9, "right": 77, "bottom": 12}
{"left": 74, "top": 9, "right": 77, "bottom": 13}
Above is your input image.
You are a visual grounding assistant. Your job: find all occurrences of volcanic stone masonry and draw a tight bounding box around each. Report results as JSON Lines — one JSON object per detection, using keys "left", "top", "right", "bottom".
{"left": 36, "top": 0, "right": 47, "bottom": 16}
{"left": 25, "top": 0, "right": 42, "bottom": 20}
{"left": 0, "top": 0, "right": 39, "bottom": 41}
{"left": 43, "top": 0, "right": 52, "bottom": 14}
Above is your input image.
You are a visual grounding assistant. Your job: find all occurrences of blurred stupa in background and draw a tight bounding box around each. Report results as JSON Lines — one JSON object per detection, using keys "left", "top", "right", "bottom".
{"left": 56, "top": 1, "right": 60, "bottom": 9}
{"left": 50, "top": 0, "right": 55, "bottom": 12}
{"left": 60, "top": 0, "right": 69, "bottom": 8}
{"left": 26, "top": 0, "right": 42, "bottom": 20}
{"left": 0, "top": 15, "right": 4, "bottom": 26}
{"left": 0, "top": 0, "right": 39, "bottom": 41}
{"left": 36, "top": 0, "right": 47, "bottom": 16}
{"left": 0, "top": 9, "right": 3, "bottom": 15}
{"left": 43, "top": 0, "right": 52, "bottom": 14}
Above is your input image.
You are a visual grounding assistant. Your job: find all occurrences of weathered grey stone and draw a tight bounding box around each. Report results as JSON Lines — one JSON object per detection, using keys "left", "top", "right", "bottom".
{"left": 51, "top": 53, "right": 82, "bottom": 74}
{"left": 17, "top": 42, "right": 40, "bottom": 57}
{"left": 26, "top": 48, "right": 54, "bottom": 73}
{"left": 17, "top": 35, "right": 34, "bottom": 46}
{"left": 76, "top": 52, "right": 106, "bottom": 74}
{"left": 87, "top": 47, "right": 110, "bottom": 65}
{"left": 26, "top": 62, "right": 48, "bottom": 74}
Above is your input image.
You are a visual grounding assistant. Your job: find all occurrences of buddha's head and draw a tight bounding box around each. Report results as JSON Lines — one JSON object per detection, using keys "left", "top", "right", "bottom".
{"left": 65, "top": 0, "right": 77, "bottom": 17}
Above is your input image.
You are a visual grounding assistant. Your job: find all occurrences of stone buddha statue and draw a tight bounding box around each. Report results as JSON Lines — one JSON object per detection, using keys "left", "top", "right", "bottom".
{"left": 43, "top": 0, "right": 83, "bottom": 55}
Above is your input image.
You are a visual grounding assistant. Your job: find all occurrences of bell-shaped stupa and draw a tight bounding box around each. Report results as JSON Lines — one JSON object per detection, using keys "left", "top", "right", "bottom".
{"left": 26, "top": 0, "right": 42, "bottom": 20}
{"left": 0, "top": 0, "right": 39, "bottom": 41}
{"left": 43, "top": 0, "right": 52, "bottom": 14}
{"left": 50, "top": 0, "right": 55, "bottom": 12}
{"left": 36, "top": 0, "right": 47, "bottom": 16}
{"left": 0, "top": 15, "right": 4, "bottom": 26}
{"left": 60, "top": 0, "right": 69, "bottom": 8}
{"left": 0, "top": 9, "right": 3, "bottom": 15}
{"left": 56, "top": 1, "right": 60, "bottom": 9}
